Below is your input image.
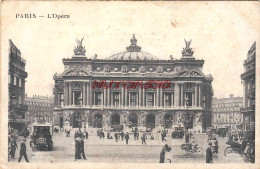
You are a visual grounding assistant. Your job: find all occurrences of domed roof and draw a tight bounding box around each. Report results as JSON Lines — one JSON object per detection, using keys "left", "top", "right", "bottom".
{"left": 106, "top": 34, "right": 161, "bottom": 60}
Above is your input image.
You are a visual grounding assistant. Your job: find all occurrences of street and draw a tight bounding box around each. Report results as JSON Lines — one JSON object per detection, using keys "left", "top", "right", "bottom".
{"left": 10, "top": 132, "right": 248, "bottom": 163}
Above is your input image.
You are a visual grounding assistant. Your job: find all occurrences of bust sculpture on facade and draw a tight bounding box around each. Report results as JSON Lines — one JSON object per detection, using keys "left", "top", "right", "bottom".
{"left": 74, "top": 38, "right": 86, "bottom": 56}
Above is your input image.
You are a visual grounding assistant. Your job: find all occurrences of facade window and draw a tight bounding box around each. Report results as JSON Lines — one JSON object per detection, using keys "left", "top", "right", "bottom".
{"left": 19, "top": 79, "right": 22, "bottom": 87}
{"left": 147, "top": 93, "right": 154, "bottom": 107}
{"left": 113, "top": 92, "right": 120, "bottom": 106}
{"left": 185, "top": 92, "right": 193, "bottom": 106}
{"left": 60, "top": 94, "right": 64, "bottom": 107}
{"left": 164, "top": 93, "right": 171, "bottom": 107}
{"left": 130, "top": 93, "right": 137, "bottom": 106}
{"left": 14, "top": 76, "right": 17, "bottom": 85}
{"left": 94, "top": 92, "right": 102, "bottom": 106}
{"left": 73, "top": 91, "right": 82, "bottom": 105}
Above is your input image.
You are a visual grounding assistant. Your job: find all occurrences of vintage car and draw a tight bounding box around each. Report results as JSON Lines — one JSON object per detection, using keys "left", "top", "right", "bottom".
{"left": 171, "top": 125, "right": 185, "bottom": 139}
{"left": 30, "top": 123, "right": 53, "bottom": 151}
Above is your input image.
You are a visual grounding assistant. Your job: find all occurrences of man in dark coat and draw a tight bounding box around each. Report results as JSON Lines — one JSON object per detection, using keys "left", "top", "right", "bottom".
{"left": 85, "top": 131, "right": 88, "bottom": 139}
{"left": 10, "top": 138, "right": 18, "bottom": 159}
{"left": 159, "top": 146, "right": 166, "bottom": 163}
{"left": 141, "top": 133, "right": 146, "bottom": 145}
{"left": 206, "top": 143, "right": 213, "bottom": 163}
{"left": 121, "top": 131, "right": 125, "bottom": 141}
{"left": 74, "top": 138, "right": 81, "bottom": 161}
{"left": 115, "top": 132, "right": 118, "bottom": 142}
{"left": 18, "top": 139, "right": 29, "bottom": 163}
{"left": 80, "top": 138, "right": 87, "bottom": 160}
{"left": 125, "top": 132, "right": 129, "bottom": 145}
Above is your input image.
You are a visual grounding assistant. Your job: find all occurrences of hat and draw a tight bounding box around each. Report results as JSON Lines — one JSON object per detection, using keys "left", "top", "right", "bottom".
{"left": 208, "top": 142, "right": 212, "bottom": 146}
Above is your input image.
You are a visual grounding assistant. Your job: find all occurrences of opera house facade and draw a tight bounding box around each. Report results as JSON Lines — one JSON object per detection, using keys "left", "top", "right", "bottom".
{"left": 53, "top": 35, "right": 213, "bottom": 133}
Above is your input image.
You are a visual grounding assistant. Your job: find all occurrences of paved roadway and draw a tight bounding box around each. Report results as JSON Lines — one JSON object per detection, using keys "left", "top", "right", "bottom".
{"left": 10, "top": 132, "right": 248, "bottom": 163}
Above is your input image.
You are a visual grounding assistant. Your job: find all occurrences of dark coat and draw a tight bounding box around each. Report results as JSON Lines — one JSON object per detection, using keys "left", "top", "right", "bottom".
{"left": 20, "top": 142, "right": 27, "bottom": 154}
{"left": 206, "top": 147, "right": 213, "bottom": 163}
{"left": 159, "top": 148, "right": 165, "bottom": 163}
{"left": 125, "top": 134, "right": 129, "bottom": 140}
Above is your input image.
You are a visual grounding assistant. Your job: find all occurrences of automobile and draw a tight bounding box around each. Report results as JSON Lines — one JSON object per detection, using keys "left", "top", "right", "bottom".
{"left": 171, "top": 126, "right": 184, "bottom": 139}
{"left": 30, "top": 123, "right": 53, "bottom": 151}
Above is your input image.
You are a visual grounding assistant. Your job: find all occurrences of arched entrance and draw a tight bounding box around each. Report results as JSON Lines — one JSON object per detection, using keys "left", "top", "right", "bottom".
{"left": 73, "top": 112, "right": 82, "bottom": 128}
{"left": 165, "top": 114, "right": 173, "bottom": 129}
{"left": 93, "top": 114, "right": 102, "bottom": 128}
{"left": 147, "top": 114, "right": 155, "bottom": 128}
{"left": 111, "top": 114, "right": 120, "bottom": 125}
{"left": 129, "top": 114, "right": 138, "bottom": 127}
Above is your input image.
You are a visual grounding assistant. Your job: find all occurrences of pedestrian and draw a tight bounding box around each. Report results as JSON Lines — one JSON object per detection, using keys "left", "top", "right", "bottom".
{"left": 161, "top": 131, "right": 167, "bottom": 142}
{"left": 115, "top": 131, "right": 118, "bottom": 142}
{"left": 10, "top": 138, "right": 18, "bottom": 159}
{"left": 102, "top": 131, "right": 105, "bottom": 139}
{"left": 18, "top": 139, "right": 29, "bottom": 163}
{"left": 159, "top": 145, "right": 166, "bottom": 163}
{"left": 206, "top": 142, "right": 213, "bottom": 163}
{"left": 85, "top": 131, "right": 88, "bottom": 139}
{"left": 125, "top": 132, "right": 129, "bottom": 145}
{"left": 141, "top": 133, "right": 146, "bottom": 145}
{"left": 134, "top": 131, "right": 137, "bottom": 140}
{"left": 80, "top": 138, "right": 87, "bottom": 160}
{"left": 137, "top": 130, "right": 139, "bottom": 140}
{"left": 74, "top": 137, "right": 81, "bottom": 161}
{"left": 185, "top": 132, "right": 189, "bottom": 143}
{"left": 74, "top": 131, "right": 79, "bottom": 139}
{"left": 121, "top": 131, "right": 125, "bottom": 141}
{"left": 165, "top": 144, "right": 173, "bottom": 163}
{"left": 107, "top": 131, "right": 110, "bottom": 139}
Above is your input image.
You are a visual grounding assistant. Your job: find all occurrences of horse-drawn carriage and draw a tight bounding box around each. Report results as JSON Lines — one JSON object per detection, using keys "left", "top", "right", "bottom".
{"left": 224, "top": 140, "right": 243, "bottom": 156}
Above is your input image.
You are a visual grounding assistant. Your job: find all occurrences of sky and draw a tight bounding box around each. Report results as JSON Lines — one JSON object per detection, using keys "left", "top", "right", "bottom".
{"left": 2, "top": 1, "right": 259, "bottom": 99}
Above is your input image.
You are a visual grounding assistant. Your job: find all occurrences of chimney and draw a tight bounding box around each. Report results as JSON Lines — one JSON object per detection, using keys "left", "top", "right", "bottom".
{"left": 230, "top": 94, "right": 234, "bottom": 98}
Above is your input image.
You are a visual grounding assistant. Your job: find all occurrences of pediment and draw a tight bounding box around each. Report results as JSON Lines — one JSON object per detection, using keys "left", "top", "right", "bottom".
{"left": 176, "top": 69, "right": 204, "bottom": 77}
{"left": 62, "top": 67, "right": 90, "bottom": 76}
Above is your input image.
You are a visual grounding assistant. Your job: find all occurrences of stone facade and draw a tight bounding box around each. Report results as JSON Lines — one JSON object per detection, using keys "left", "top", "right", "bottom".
{"left": 53, "top": 35, "right": 213, "bottom": 132}
{"left": 8, "top": 40, "right": 28, "bottom": 131}
{"left": 24, "top": 95, "right": 54, "bottom": 124}
{"left": 212, "top": 95, "right": 243, "bottom": 129}
{"left": 241, "top": 42, "right": 255, "bottom": 131}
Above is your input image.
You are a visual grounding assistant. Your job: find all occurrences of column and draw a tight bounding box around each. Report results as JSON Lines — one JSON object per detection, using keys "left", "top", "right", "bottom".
{"left": 192, "top": 93, "right": 194, "bottom": 107}
{"left": 89, "top": 81, "right": 92, "bottom": 106}
{"left": 195, "top": 84, "right": 198, "bottom": 107}
{"left": 136, "top": 93, "right": 138, "bottom": 107}
{"left": 174, "top": 83, "right": 179, "bottom": 107}
{"left": 104, "top": 88, "right": 106, "bottom": 107}
{"left": 198, "top": 84, "right": 201, "bottom": 107}
{"left": 64, "top": 83, "right": 68, "bottom": 106}
{"left": 72, "top": 92, "right": 75, "bottom": 105}
{"left": 171, "top": 93, "right": 174, "bottom": 107}
{"left": 107, "top": 88, "right": 111, "bottom": 107}
{"left": 121, "top": 87, "right": 124, "bottom": 107}
{"left": 128, "top": 93, "right": 131, "bottom": 106}
{"left": 156, "top": 88, "right": 159, "bottom": 107}
{"left": 83, "top": 83, "right": 86, "bottom": 106}
{"left": 153, "top": 93, "right": 156, "bottom": 107}
{"left": 111, "top": 92, "right": 114, "bottom": 106}
{"left": 139, "top": 88, "right": 142, "bottom": 107}
{"left": 143, "top": 87, "right": 146, "bottom": 107}
{"left": 86, "top": 83, "right": 90, "bottom": 106}
{"left": 69, "top": 82, "right": 72, "bottom": 105}
{"left": 107, "top": 88, "right": 110, "bottom": 107}
{"left": 125, "top": 88, "right": 128, "bottom": 107}
{"left": 58, "top": 94, "right": 60, "bottom": 107}
{"left": 160, "top": 88, "right": 163, "bottom": 107}
{"left": 180, "top": 84, "right": 183, "bottom": 107}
